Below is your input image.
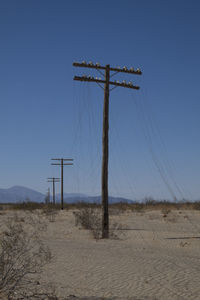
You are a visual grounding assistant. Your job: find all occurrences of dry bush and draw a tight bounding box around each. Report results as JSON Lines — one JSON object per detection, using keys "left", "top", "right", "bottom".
{"left": 11, "top": 211, "right": 47, "bottom": 232}
{"left": 144, "top": 197, "right": 157, "bottom": 205}
{"left": 74, "top": 208, "right": 102, "bottom": 239}
{"left": 0, "top": 213, "right": 56, "bottom": 299}
{"left": 42, "top": 205, "right": 59, "bottom": 222}
{"left": 110, "top": 202, "right": 131, "bottom": 212}
{"left": 161, "top": 208, "right": 171, "bottom": 217}
{"left": 74, "top": 208, "right": 123, "bottom": 240}
{"left": 133, "top": 204, "right": 145, "bottom": 213}
{"left": 0, "top": 206, "right": 6, "bottom": 216}
{"left": 11, "top": 201, "right": 45, "bottom": 211}
{"left": 193, "top": 201, "right": 200, "bottom": 210}
{"left": 67, "top": 202, "right": 99, "bottom": 210}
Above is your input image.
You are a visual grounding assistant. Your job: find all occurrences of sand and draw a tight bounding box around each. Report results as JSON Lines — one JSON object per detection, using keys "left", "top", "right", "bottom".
{"left": 0, "top": 208, "right": 200, "bottom": 299}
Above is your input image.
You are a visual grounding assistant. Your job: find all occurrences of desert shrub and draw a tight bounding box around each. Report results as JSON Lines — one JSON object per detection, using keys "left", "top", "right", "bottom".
{"left": 12, "top": 201, "right": 45, "bottom": 211}
{"left": 109, "top": 207, "right": 123, "bottom": 216}
{"left": 12, "top": 211, "right": 47, "bottom": 232}
{"left": 133, "top": 203, "right": 145, "bottom": 213}
{"left": 42, "top": 205, "right": 59, "bottom": 222}
{"left": 144, "top": 197, "right": 157, "bottom": 205}
{"left": 161, "top": 208, "right": 171, "bottom": 217}
{"left": 0, "top": 206, "right": 5, "bottom": 216}
{"left": 74, "top": 208, "right": 102, "bottom": 239}
{"left": 0, "top": 214, "right": 55, "bottom": 299}
{"left": 193, "top": 201, "right": 200, "bottom": 210}
{"left": 110, "top": 202, "right": 130, "bottom": 212}
{"left": 74, "top": 208, "right": 123, "bottom": 240}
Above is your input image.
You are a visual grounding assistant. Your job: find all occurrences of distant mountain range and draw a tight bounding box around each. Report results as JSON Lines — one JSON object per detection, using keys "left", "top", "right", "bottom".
{"left": 0, "top": 186, "right": 134, "bottom": 204}
{"left": 0, "top": 186, "right": 44, "bottom": 203}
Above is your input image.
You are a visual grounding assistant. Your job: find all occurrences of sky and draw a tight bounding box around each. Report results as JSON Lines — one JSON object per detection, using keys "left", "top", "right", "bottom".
{"left": 0, "top": 0, "right": 200, "bottom": 201}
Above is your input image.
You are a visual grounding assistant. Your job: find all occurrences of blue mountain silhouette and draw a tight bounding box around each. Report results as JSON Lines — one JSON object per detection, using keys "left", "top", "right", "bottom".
{"left": 0, "top": 186, "right": 134, "bottom": 204}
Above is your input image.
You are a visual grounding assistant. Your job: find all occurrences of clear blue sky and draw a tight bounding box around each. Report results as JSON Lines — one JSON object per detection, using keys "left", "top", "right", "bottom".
{"left": 0, "top": 0, "right": 200, "bottom": 200}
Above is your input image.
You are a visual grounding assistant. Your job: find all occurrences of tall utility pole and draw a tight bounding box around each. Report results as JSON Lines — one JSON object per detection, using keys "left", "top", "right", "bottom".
{"left": 51, "top": 158, "right": 73, "bottom": 209}
{"left": 47, "top": 177, "right": 60, "bottom": 205}
{"left": 73, "top": 61, "right": 142, "bottom": 238}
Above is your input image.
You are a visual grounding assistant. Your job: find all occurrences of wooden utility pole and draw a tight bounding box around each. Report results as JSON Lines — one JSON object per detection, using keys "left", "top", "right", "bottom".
{"left": 45, "top": 187, "right": 50, "bottom": 204}
{"left": 101, "top": 65, "right": 110, "bottom": 238}
{"left": 73, "top": 61, "right": 142, "bottom": 238}
{"left": 47, "top": 177, "right": 60, "bottom": 205}
{"left": 51, "top": 158, "right": 73, "bottom": 209}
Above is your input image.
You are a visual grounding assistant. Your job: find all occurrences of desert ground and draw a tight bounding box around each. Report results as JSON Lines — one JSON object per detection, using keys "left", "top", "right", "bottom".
{"left": 0, "top": 206, "right": 200, "bottom": 299}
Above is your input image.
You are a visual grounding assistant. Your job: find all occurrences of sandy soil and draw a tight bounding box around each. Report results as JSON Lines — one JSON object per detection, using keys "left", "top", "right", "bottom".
{"left": 0, "top": 208, "right": 200, "bottom": 300}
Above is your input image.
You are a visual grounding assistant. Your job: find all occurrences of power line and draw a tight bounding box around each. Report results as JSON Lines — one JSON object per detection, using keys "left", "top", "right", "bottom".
{"left": 51, "top": 158, "right": 73, "bottom": 209}
{"left": 47, "top": 177, "right": 60, "bottom": 205}
{"left": 73, "top": 61, "right": 142, "bottom": 238}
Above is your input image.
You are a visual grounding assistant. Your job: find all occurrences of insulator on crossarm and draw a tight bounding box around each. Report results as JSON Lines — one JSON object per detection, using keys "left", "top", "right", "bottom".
{"left": 96, "top": 62, "right": 100, "bottom": 66}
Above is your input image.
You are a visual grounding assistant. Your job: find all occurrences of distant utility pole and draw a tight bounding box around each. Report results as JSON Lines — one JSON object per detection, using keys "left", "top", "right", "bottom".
{"left": 45, "top": 187, "right": 50, "bottom": 204}
{"left": 47, "top": 177, "right": 60, "bottom": 205}
{"left": 73, "top": 61, "right": 142, "bottom": 238}
{"left": 51, "top": 158, "right": 73, "bottom": 210}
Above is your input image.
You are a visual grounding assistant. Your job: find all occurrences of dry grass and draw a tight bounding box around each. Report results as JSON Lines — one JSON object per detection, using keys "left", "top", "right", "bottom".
{"left": 1, "top": 199, "right": 200, "bottom": 213}
{"left": 110, "top": 200, "right": 200, "bottom": 212}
